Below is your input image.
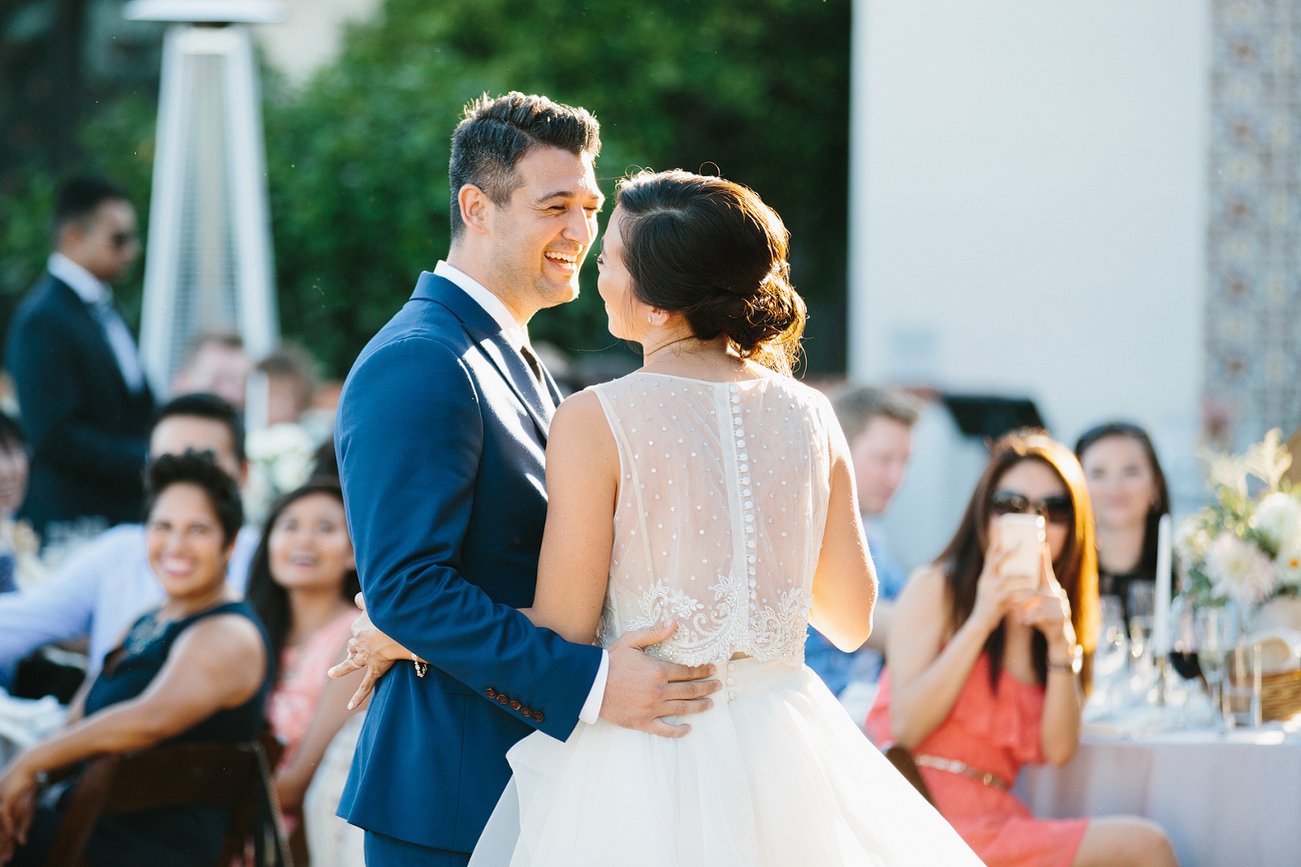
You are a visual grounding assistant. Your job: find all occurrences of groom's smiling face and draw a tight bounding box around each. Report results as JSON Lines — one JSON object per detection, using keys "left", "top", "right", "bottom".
{"left": 485, "top": 145, "right": 603, "bottom": 314}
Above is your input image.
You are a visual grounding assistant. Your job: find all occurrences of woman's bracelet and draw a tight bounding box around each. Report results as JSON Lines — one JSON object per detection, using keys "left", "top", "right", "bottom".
{"left": 1047, "top": 644, "right": 1083, "bottom": 675}
{"left": 412, "top": 652, "right": 428, "bottom": 678}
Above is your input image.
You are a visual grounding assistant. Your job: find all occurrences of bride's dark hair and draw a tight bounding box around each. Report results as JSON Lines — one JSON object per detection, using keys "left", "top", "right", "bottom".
{"left": 615, "top": 170, "right": 806, "bottom": 376}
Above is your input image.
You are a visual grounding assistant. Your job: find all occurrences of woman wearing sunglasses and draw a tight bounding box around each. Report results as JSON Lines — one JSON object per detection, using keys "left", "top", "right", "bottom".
{"left": 866, "top": 429, "right": 1178, "bottom": 866}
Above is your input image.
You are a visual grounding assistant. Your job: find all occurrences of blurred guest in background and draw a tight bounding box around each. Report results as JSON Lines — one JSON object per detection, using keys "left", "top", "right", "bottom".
{"left": 170, "top": 333, "right": 253, "bottom": 412}
{"left": 1074, "top": 422, "right": 1171, "bottom": 626}
{"left": 0, "top": 394, "right": 257, "bottom": 687}
{"left": 867, "top": 430, "right": 1177, "bottom": 867}
{"left": 0, "top": 453, "right": 272, "bottom": 865}
{"left": 805, "top": 385, "right": 919, "bottom": 695}
{"left": 246, "top": 479, "right": 364, "bottom": 829}
{"left": 257, "top": 345, "right": 319, "bottom": 427}
{"left": 4, "top": 177, "right": 154, "bottom": 539}
{"left": 0, "top": 415, "right": 33, "bottom": 596}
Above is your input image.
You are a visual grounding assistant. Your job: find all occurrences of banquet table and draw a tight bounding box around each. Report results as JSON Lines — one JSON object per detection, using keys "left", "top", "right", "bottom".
{"left": 1015, "top": 725, "right": 1301, "bottom": 867}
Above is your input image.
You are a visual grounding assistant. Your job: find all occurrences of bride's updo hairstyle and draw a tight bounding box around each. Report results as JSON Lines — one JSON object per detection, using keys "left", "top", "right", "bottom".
{"left": 615, "top": 170, "right": 807, "bottom": 376}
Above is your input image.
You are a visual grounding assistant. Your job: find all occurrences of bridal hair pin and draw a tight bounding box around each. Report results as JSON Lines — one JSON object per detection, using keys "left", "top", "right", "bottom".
{"left": 413, "top": 652, "right": 428, "bottom": 678}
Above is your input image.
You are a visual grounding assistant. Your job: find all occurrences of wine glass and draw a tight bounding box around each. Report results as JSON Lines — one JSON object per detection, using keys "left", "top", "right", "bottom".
{"left": 1128, "top": 582, "right": 1156, "bottom": 688}
{"left": 1167, "top": 596, "right": 1202, "bottom": 726}
{"left": 1194, "top": 606, "right": 1237, "bottom": 728}
{"left": 1091, "top": 595, "right": 1130, "bottom": 713}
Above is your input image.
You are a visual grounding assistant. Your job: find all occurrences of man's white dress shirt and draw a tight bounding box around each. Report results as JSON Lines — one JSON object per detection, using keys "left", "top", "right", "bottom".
{"left": 47, "top": 252, "right": 147, "bottom": 394}
{"left": 434, "top": 261, "right": 609, "bottom": 725}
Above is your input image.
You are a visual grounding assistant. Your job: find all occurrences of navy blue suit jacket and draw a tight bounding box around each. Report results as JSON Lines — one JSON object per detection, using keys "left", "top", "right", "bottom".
{"left": 335, "top": 273, "right": 603, "bottom": 852}
{"left": 4, "top": 274, "right": 153, "bottom": 536}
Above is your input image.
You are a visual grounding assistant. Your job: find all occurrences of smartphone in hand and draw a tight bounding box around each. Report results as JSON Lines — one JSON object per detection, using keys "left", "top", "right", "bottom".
{"left": 997, "top": 513, "right": 1045, "bottom": 596}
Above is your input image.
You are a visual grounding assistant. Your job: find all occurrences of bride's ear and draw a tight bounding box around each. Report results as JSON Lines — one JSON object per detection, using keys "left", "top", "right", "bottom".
{"left": 647, "top": 307, "right": 672, "bottom": 328}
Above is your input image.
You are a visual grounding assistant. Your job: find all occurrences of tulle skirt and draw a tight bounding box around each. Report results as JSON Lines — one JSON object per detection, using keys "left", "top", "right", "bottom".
{"left": 469, "top": 657, "right": 983, "bottom": 866}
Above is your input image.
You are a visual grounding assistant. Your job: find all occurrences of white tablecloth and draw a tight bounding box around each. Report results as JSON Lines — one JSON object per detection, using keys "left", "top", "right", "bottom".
{"left": 1015, "top": 727, "right": 1301, "bottom": 867}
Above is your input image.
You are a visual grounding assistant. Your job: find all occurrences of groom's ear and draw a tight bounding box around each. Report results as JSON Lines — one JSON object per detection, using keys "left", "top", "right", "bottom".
{"left": 458, "top": 184, "right": 492, "bottom": 236}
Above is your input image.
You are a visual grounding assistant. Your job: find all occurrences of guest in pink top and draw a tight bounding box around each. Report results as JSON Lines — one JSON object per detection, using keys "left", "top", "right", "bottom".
{"left": 867, "top": 429, "right": 1177, "bottom": 867}
{"left": 247, "top": 479, "right": 366, "bottom": 823}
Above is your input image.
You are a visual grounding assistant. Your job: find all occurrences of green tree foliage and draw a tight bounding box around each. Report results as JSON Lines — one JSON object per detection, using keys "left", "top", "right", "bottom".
{"left": 1, "top": 0, "right": 851, "bottom": 379}
{"left": 265, "top": 0, "right": 850, "bottom": 376}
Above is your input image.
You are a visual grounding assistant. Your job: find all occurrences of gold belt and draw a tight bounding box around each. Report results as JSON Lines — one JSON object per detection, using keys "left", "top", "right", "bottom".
{"left": 914, "top": 754, "right": 1010, "bottom": 791}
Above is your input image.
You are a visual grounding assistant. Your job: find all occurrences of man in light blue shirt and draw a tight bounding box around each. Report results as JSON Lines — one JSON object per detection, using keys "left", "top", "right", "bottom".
{"left": 806, "top": 386, "right": 920, "bottom": 695}
{"left": 0, "top": 394, "right": 257, "bottom": 680}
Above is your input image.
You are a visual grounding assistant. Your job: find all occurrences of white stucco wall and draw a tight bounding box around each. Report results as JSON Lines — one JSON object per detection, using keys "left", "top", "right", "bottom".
{"left": 850, "top": 0, "right": 1211, "bottom": 568}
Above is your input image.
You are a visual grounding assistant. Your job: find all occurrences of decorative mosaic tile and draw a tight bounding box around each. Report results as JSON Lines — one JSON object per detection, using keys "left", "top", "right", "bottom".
{"left": 1206, "top": 0, "right": 1301, "bottom": 449}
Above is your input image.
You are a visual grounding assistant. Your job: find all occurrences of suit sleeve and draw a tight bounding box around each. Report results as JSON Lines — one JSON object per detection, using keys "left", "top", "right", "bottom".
{"left": 336, "top": 336, "right": 602, "bottom": 741}
{"left": 7, "top": 312, "right": 148, "bottom": 487}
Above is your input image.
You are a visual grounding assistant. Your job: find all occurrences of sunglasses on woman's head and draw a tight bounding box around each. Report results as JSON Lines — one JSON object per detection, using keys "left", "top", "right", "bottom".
{"left": 989, "top": 490, "right": 1073, "bottom": 525}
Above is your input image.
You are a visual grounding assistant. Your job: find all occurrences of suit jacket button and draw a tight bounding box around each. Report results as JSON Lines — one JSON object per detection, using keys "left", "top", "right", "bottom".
{"left": 532, "top": 711, "right": 544, "bottom": 723}
{"left": 496, "top": 694, "right": 509, "bottom": 705}
{"left": 485, "top": 687, "right": 497, "bottom": 698}
{"left": 509, "top": 699, "right": 521, "bottom": 711}
{"left": 519, "top": 707, "right": 532, "bottom": 718}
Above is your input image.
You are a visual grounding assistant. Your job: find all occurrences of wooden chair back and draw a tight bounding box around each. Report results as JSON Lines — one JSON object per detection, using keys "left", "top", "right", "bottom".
{"left": 42, "top": 740, "right": 291, "bottom": 867}
{"left": 883, "top": 744, "right": 937, "bottom": 806}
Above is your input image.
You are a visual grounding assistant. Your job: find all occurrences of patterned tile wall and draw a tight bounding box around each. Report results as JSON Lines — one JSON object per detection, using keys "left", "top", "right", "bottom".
{"left": 1206, "top": 0, "right": 1301, "bottom": 450}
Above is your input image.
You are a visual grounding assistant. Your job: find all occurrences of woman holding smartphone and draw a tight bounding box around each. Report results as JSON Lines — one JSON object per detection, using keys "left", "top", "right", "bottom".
{"left": 866, "top": 429, "right": 1178, "bottom": 867}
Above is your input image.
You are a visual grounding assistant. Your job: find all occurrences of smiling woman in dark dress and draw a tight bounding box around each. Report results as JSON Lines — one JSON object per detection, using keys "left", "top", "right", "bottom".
{"left": 0, "top": 452, "right": 273, "bottom": 866}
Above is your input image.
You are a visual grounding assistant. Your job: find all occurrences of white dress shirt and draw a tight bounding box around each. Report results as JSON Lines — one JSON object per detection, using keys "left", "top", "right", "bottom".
{"left": 434, "top": 261, "right": 609, "bottom": 725}
{"left": 0, "top": 524, "right": 259, "bottom": 679}
{"left": 46, "top": 252, "right": 147, "bottom": 394}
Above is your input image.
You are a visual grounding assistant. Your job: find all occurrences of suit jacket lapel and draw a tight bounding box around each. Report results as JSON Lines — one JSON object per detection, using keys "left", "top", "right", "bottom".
{"left": 50, "top": 277, "right": 135, "bottom": 402}
{"left": 412, "top": 273, "right": 553, "bottom": 441}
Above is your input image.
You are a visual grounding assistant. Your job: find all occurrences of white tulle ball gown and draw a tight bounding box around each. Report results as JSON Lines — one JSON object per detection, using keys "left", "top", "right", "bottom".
{"left": 469, "top": 373, "right": 982, "bottom": 866}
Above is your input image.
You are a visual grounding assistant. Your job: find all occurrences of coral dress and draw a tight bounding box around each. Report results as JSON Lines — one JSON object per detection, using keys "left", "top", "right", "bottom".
{"left": 866, "top": 653, "right": 1088, "bottom": 867}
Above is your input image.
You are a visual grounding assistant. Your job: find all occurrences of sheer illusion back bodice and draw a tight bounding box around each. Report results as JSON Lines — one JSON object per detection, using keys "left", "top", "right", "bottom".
{"left": 591, "top": 372, "right": 837, "bottom": 667}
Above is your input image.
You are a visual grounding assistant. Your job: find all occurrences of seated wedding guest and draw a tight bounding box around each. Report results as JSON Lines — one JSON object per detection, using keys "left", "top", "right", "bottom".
{"left": 866, "top": 430, "right": 1177, "bottom": 866}
{"left": 170, "top": 332, "right": 253, "bottom": 412}
{"left": 5, "top": 177, "right": 154, "bottom": 538}
{"left": 805, "top": 385, "right": 919, "bottom": 694}
{"left": 0, "top": 452, "right": 273, "bottom": 865}
{"left": 246, "top": 479, "right": 364, "bottom": 830}
{"left": 0, "top": 394, "right": 258, "bottom": 683}
{"left": 0, "top": 414, "right": 33, "bottom": 595}
{"left": 257, "top": 345, "right": 319, "bottom": 427}
{"left": 1074, "top": 422, "right": 1171, "bottom": 626}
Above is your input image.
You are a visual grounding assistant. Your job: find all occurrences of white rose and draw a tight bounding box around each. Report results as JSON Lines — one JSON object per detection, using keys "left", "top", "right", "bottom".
{"left": 1175, "top": 514, "right": 1213, "bottom": 564}
{"left": 1253, "top": 492, "right": 1301, "bottom": 550}
{"left": 1278, "top": 535, "right": 1301, "bottom": 589}
{"left": 1205, "top": 532, "right": 1280, "bottom": 605}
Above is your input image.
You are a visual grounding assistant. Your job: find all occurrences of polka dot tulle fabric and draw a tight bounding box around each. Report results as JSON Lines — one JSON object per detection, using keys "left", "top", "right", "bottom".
{"left": 592, "top": 372, "right": 836, "bottom": 667}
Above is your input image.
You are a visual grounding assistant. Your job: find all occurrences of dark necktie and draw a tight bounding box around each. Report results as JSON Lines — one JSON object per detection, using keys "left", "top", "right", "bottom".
{"left": 519, "top": 344, "right": 556, "bottom": 412}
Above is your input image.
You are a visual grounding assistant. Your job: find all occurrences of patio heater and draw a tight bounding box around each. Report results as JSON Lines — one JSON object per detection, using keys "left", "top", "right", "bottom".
{"left": 123, "top": 0, "right": 285, "bottom": 397}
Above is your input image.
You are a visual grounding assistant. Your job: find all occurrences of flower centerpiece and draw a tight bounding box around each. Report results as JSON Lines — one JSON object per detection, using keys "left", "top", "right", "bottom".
{"left": 244, "top": 422, "right": 318, "bottom": 527}
{"left": 1175, "top": 429, "right": 1301, "bottom": 617}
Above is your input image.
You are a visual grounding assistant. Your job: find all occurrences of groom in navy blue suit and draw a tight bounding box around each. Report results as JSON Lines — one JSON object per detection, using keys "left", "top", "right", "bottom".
{"left": 333, "top": 93, "right": 718, "bottom": 866}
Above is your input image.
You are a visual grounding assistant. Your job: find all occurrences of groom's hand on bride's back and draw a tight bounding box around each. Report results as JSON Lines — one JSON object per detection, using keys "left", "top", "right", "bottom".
{"left": 600, "top": 619, "right": 719, "bottom": 738}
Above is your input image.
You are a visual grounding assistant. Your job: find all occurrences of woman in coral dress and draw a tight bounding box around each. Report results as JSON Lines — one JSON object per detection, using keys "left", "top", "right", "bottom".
{"left": 866, "top": 430, "right": 1179, "bottom": 867}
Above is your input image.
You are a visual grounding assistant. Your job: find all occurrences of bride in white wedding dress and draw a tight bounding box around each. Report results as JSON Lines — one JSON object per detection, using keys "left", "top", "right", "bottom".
{"left": 468, "top": 170, "right": 982, "bottom": 866}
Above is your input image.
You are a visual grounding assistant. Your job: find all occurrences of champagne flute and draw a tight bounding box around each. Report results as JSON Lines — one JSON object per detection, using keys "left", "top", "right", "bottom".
{"left": 1128, "top": 582, "right": 1156, "bottom": 692}
{"left": 1194, "top": 606, "right": 1236, "bottom": 728}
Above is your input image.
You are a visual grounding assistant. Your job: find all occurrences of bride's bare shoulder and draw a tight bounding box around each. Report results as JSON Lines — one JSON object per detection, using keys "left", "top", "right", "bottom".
{"left": 549, "top": 390, "right": 616, "bottom": 456}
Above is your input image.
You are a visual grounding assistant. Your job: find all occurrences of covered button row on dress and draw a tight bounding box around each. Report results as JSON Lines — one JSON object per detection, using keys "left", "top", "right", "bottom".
{"left": 729, "top": 384, "right": 759, "bottom": 627}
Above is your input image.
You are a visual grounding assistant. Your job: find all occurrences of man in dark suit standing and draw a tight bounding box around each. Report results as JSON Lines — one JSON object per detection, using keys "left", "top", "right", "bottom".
{"left": 332, "top": 93, "right": 717, "bottom": 866}
{"left": 5, "top": 177, "right": 154, "bottom": 538}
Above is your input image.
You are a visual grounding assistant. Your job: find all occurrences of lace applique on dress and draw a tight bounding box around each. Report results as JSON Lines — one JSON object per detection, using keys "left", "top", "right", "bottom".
{"left": 592, "top": 373, "right": 836, "bottom": 667}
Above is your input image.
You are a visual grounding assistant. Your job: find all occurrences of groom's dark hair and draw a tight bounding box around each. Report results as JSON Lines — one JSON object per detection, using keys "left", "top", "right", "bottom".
{"left": 448, "top": 92, "right": 601, "bottom": 241}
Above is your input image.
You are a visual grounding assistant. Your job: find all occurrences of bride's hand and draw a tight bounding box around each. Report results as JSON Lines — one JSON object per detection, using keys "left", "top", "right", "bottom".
{"left": 328, "top": 594, "right": 424, "bottom": 710}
